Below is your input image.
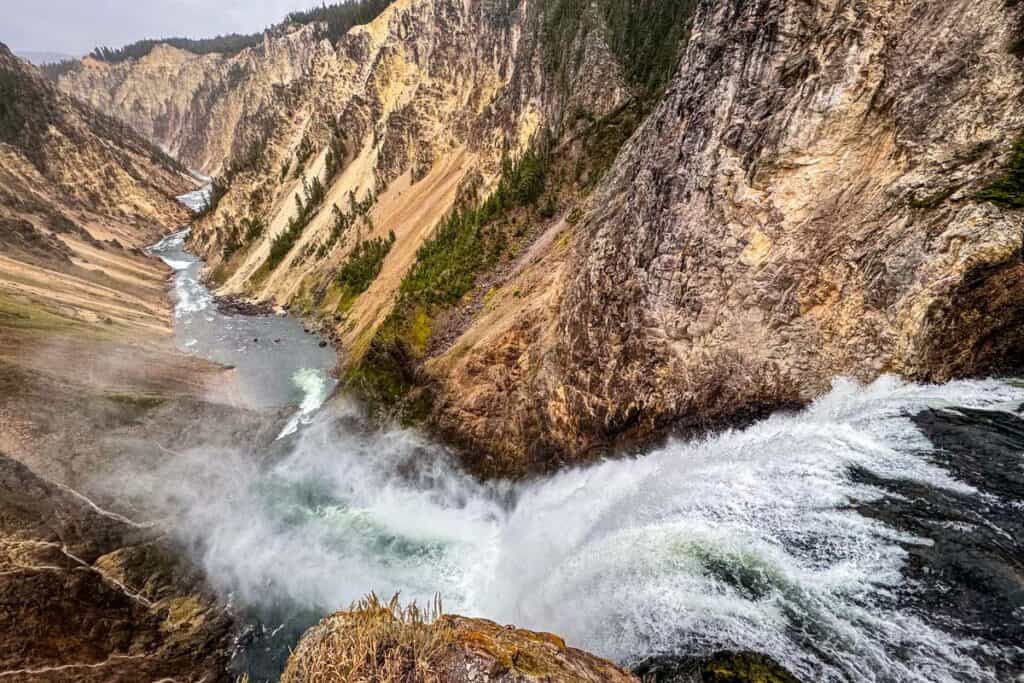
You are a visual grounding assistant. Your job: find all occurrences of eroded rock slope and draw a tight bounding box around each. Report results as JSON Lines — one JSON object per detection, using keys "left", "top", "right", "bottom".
{"left": 57, "top": 0, "right": 1024, "bottom": 476}
{"left": 58, "top": 26, "right": 322, "bottom": 176}
{"left": 0, "top": 454, "right": 231, "bottom": 683}
{"left": 429, "top": 0, "right": 1024, "bottom": 472}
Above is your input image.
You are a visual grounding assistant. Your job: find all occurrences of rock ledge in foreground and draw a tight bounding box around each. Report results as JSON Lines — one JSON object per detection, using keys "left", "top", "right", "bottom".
{"left": 281, "top": 596, "right": 634, "bottom": 683}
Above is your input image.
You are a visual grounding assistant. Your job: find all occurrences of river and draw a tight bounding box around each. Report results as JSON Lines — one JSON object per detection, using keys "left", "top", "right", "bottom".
{"left": 147, "top": 189, "right": 1024, "bottom": 682}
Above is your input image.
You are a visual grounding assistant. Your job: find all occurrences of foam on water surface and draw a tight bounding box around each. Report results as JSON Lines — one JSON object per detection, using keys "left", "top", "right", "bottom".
{"left": 133, "top": 376, "right": 1024, "bottom": 682}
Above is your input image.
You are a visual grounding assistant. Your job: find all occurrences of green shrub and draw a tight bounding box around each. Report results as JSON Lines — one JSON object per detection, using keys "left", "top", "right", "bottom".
{"left": 318, "top": 190, "right": 377, "bottom": 258}
{"left": 540, "top": 0, "right": 695, "bottom": 96}
{"left": 324, "top": 133, "right": 346, "bottom": 182}
{"left": 335, "top": 233, "right": 396, "bottom": 310}
{"left": 39, "top": 59, "right": 82, "bottom": 81}
{"left": 347, "top": 147, "right": 551, "bottom": 415}
{"left": 264, "top": 177, "right": 328, "bottom": 271}
{"left": 198, "top": 137, "right": 266, "bottom": 216}
{"left": 88, "top": 34, "right": 266, "bottom": 63}
{"left": 294, "top": 133, "right": 314, "bottom": 176}
{"left": 400, "top": 148, "right": 546, "bottom": 307}
{"left": 977, "top": 136, "right": 1024, "bottom": 209}
{"left": 600, "top": 0, "right": 695, "bottom": 93}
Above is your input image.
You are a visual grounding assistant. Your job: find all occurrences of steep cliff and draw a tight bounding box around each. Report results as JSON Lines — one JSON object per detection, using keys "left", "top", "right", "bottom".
{"left": 426, "top": 0, "right": 1024, "bottom": 473}
{"left": 57, "top": 26, "right": 323, "bottom": 176}
{"left": 56, "top": 0, "right": 1024, "bottom": 477}
{"left": 1, "top": 43, "right": 189, "bottom": 233}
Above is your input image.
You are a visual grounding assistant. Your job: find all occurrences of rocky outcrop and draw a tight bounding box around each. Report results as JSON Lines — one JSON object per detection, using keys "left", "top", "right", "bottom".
{"left": 0, "top": 453, "right": 231, "bottom": 682}
{"left": 426, "top": 0, "right": 1024, "bottom": 472}
{"left": 281, "top": 598, "right": 637, "bottom": 683}
{"left": 282, "top": 600, "right": 803, "bottom": 683}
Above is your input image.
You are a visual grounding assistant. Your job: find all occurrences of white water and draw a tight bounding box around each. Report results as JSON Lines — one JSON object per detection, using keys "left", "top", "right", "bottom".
{"left": 277, "top": 368, "right": 334, "bottom": 439}
{"left": 131, "top": 375, "right": 1023, "bottom": 682}
{"left": 149, "top": 187, "right": 1021, "bottom": 682}
{"left": 177, "top": 184, "right": 214, "bottom": 213}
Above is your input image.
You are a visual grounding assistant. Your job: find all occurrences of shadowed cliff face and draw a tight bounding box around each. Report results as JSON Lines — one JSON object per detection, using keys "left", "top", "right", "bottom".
{"left": 55, "top": 0, "right": 1024, "bottom": 476}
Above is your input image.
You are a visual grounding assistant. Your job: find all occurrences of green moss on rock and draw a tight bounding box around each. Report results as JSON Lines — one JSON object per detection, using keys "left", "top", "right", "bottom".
{"left": 976, "top": 136, "right": 1024, "bottom": 208}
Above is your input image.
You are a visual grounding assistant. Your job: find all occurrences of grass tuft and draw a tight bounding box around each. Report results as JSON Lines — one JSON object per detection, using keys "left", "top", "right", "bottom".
{"left": 281, "top": 593, "right": 449, "bottom": 683}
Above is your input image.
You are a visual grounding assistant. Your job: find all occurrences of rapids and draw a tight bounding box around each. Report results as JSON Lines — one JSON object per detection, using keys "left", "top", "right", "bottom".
{"left": 142, "top": 190, "right": 1023, "bottom": 683}
{"left": 148, "top": 228, "right": 336, "bottom": 415}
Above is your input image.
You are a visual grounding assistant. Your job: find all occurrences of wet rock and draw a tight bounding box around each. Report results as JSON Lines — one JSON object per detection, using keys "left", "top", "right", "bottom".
{"left": 634, "top": 652, "right": 800, "bottom": 683}
{"left": 850, "top": 405, "right": 1024, "bottom": 679}
{"left": 217, "top": 295, "right": 275, "bottom": 316}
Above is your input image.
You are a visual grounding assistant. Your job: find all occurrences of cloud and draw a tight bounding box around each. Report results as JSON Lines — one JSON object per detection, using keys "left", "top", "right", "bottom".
{"left": 1, "top": 0, "right": 319, "bottom": 55}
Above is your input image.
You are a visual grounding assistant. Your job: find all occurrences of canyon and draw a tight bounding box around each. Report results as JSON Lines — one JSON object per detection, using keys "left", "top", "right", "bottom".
{"left": 57, "top": 0, "right": 1024, "bottom": 477}
{"left": 1, "top": 0, "right": 1023, "bottom": 680}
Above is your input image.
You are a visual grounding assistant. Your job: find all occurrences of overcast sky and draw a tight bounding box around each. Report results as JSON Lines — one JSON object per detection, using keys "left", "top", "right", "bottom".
{"left": 3, "top": 0, "right": 323, "bottom": 56}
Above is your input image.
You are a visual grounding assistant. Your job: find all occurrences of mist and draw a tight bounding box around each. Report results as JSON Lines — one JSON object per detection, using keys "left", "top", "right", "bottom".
{"left": 87, "top": 376, "right": 1019, "bottom": 682}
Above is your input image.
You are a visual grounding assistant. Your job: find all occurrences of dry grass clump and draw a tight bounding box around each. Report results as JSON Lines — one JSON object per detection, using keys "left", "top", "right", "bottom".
{"left": 281, "top": 594, "right": 451, "bottom": 683}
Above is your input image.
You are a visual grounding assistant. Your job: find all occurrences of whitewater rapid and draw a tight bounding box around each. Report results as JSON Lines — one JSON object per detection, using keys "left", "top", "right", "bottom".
{"left": 146, "top": 188, "right": 1023, "bottom": 682}
{"left": 127, "top": 375, "right": 1024, "bottom": 683}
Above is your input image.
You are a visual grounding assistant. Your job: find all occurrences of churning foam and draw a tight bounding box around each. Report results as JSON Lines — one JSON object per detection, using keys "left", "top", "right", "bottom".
{"left": 177, "top": 184, "right": 213, "bottom": 214}
{"left": 149, "top": 229, "right": 212, "bottom": 317}
{"left": 130, "top": 376, "right": 1023, "bottom": 682}
{"left": 278, "top": 368, "right": 333, "bottom": 439}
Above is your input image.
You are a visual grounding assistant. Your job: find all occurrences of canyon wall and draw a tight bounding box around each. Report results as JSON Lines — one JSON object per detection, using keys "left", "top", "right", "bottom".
{"left": 0, "top": 43, "right": 239, "bottom": 681}
{"left": 542, "top": 0, "right": 1024, "bottom": 460}
{"left": 0, "top": 41, "right": 193, "bottom": 349}
{"left": 57, "top": 0, "right": 1024, "bottom": 476}
{"left": 428, "top": 0, "right": 1024, "bottom": 472}
{"left": 58, "top": 26, "right": 323, "bottom": 175}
